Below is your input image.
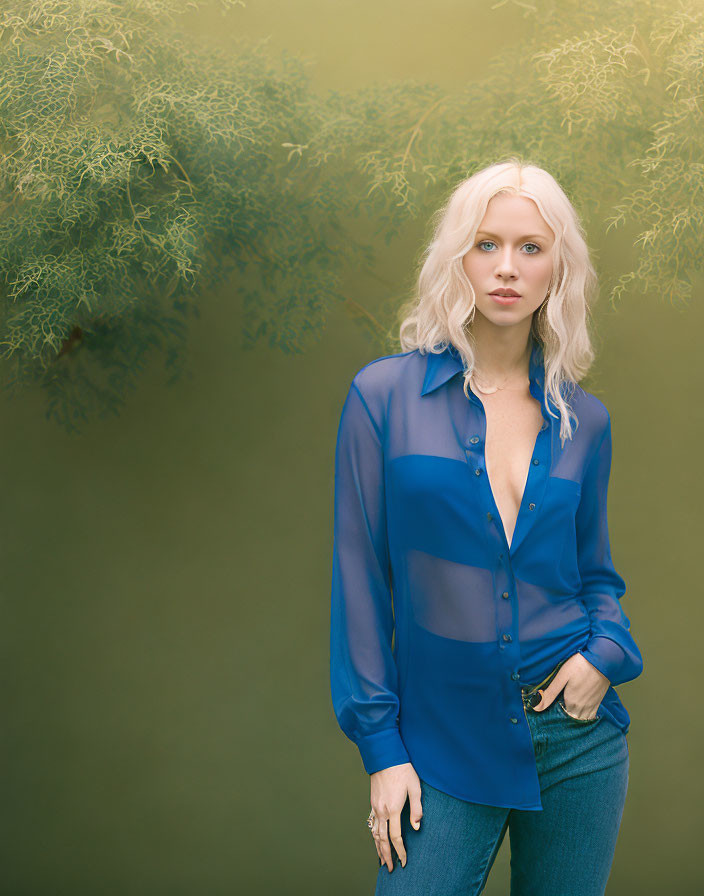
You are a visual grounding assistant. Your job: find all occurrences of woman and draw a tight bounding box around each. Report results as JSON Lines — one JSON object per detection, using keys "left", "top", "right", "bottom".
{"left": 329, "top": 159, "right": 643, "bottom": 896}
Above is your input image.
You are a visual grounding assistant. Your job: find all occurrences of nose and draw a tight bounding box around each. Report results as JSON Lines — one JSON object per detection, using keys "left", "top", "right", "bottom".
{"left": 494, "top": 248, "right": 519, "bottom": 277}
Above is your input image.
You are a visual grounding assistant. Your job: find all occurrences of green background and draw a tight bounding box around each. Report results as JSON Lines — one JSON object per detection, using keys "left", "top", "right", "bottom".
{"left": 1, "top": 2, "right": 698, "bottom": 893}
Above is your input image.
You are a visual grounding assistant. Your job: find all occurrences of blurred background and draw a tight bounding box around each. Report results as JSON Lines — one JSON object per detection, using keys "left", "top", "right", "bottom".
{"left": 1, "top": 1, "right": 701, "bottom": 893}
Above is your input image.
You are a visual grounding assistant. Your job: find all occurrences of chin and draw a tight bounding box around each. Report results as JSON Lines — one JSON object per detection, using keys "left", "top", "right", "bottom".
{"left": 475, "top": 304, "right": 533, "bottom": 325}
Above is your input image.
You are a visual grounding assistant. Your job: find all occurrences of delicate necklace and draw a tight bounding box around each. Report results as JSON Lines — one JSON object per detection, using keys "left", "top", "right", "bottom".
{"left": 469, "top": 372, "right": 530, "bottom": 394}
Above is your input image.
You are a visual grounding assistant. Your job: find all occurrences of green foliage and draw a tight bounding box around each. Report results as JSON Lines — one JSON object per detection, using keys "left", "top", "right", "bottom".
{"left": 0, "top": 0, "right": 366, "bottom": 430}
{"left": 296, "top": 0, "right": 704, "bottom": 329}
{"left": 0, "top": 0, "right": 701, "bottom": 429}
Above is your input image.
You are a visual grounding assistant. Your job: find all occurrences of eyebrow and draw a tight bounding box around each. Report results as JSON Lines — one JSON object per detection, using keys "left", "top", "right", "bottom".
{"left": 475, "top": 230, "right": 551, "bottom": 242}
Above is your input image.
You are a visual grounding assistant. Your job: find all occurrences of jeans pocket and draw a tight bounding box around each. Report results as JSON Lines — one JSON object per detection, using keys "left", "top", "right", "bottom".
{"left": 556, "top": 699, "right": 602, "bottom": 724}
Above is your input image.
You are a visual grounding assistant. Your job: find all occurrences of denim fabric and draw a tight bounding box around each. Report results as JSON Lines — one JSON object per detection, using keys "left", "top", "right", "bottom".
{"left": 374, "top": 661, "right": 629, "bottom": 896}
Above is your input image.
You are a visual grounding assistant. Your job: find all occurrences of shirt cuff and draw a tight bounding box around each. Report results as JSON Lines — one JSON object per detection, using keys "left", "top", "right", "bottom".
{"left": 356, "top": 727, "right": 411, "bottom": 776}
{"left": 578, "top": 636, "right": 628, "bottom": 684}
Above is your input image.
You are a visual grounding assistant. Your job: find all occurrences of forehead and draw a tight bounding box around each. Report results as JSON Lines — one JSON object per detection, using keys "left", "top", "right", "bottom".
{"left": 478, "top": 194, "right": 554, "bottom": 241}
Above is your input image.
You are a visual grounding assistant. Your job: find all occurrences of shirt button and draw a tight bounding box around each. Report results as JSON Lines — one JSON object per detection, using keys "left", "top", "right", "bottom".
{"left": 510, "top": 717, "right": 518, "bottom": 724}
{"left": 511, "top": 672, "right": 520, "bottom": 680}
{"left": 475, "top": 469, "right": 482, "bottom": 476}
{"left": 502, "top": 591, "right": 510, "bottom": 599}
{"left": 529, "top": 502, "right": 535, "bottom": 510}
{"left": 470, "top": 436, "right": 479, "bottom": 444}
{"left": 532, "top": 458, "right": 540, "bottom": 465}
{"left": 487, "top": 512, "right": 493, "bottom": 521}
{"left": 502, "top": 633, "right": 512, "bottom": 642}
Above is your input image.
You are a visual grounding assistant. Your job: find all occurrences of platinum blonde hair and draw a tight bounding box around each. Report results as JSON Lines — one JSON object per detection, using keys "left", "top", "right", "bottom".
{"left": 398, "top": 157, "right": 598, "bottom": 444}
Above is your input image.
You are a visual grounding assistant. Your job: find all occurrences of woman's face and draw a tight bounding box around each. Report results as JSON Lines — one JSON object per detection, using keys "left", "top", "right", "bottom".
{"left": 461, "top": 193, "right": 556, "bottom": 329}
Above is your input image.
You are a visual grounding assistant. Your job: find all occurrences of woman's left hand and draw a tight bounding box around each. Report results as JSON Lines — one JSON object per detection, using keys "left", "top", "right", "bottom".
{"left": 532, "top": 653, "right": 610, "bottom": 720}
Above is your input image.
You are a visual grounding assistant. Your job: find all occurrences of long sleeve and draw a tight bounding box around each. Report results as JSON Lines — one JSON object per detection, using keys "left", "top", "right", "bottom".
{"left": 329, "top": 380, "right": 410, "bottom": 776}
{"left": 575, "top": 414, "right": 643, "bottom": 686}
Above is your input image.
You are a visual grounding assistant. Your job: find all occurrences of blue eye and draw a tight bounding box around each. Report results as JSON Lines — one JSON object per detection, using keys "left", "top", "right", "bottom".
{"left": 476, "top": 240, "right": 541, "bottom": 254}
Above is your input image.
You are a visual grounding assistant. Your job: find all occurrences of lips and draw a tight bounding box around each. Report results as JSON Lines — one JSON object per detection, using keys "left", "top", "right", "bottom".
{"left": 489, "top": 291, "right": 521, "bottom": 305}
{"left": 490, "top": 290, "right": 521, "bottom": 297}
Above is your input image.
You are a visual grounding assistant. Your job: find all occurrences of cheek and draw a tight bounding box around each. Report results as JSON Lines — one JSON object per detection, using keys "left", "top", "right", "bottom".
{"left": 535, "top": 261, "right": 554, "bottom": 284}
{"left": 531, "top": 255, "right": 555, "bottom": 285}
{"left": 519, "top": 253, "right": 551, "bottom": 281}
{"left": 462, "top": 253, "right": 488, "bottom": 285}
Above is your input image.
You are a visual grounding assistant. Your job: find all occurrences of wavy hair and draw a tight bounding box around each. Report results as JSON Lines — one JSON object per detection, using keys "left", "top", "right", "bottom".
{"left": 397, "top": 157, "right": 599, "bottom": 444}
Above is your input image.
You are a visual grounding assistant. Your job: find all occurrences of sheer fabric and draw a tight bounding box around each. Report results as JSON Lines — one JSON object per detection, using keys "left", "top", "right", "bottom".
{"left": 329, "top": 336, "right": 643, "bottom": 810}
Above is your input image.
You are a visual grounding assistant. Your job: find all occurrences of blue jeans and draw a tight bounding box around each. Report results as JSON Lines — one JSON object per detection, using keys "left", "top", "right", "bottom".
{"left": 375, "top": 660, "right": 629, "bottom": 895}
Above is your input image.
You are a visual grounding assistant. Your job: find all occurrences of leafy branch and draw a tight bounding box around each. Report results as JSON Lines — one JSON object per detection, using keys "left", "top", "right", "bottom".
{"left": 0, "top": 0, "right": 701, "bottom": 429}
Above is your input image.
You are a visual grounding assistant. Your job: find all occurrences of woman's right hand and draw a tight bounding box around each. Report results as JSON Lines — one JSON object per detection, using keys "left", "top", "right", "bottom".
{"left": 370, "top": 762, "right": 423, "bottom": 872}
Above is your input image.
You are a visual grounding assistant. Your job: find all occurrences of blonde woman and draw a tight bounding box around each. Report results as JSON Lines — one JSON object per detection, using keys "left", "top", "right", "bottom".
{"left": 329, "top": 159, "right": 643, "bottom": 895}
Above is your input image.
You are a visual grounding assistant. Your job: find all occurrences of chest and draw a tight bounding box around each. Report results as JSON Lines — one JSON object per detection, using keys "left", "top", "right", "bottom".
{"left": 480, "top": 390, "right": 545, "bottom": 546}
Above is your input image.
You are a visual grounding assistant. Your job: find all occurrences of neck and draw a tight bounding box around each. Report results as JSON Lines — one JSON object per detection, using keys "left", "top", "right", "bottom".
{"left": 468, "top": 322, "right": 534, "bottom": 383}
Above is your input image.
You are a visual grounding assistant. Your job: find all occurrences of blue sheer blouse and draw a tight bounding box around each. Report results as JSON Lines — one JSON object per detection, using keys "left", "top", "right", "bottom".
{"left": 329, "top": 336, "right": 643, "bottom": 811}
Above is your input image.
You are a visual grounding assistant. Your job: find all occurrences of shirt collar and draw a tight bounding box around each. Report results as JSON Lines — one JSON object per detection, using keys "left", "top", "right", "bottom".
{"left": 420, "top": 337, "right": 545, "bottom": 396}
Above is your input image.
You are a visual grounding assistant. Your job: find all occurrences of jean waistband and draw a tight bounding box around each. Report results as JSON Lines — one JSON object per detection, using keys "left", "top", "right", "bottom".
{"left": 520, "top": 658, "right": 568, "bottom": 707}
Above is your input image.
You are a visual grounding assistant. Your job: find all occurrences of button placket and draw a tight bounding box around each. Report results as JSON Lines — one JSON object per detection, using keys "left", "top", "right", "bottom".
{"left": 506, "top": 425, "right": 551, "bottom": 557}
{"left": 463, "top": 400, "right": 546, "bottom": 726}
